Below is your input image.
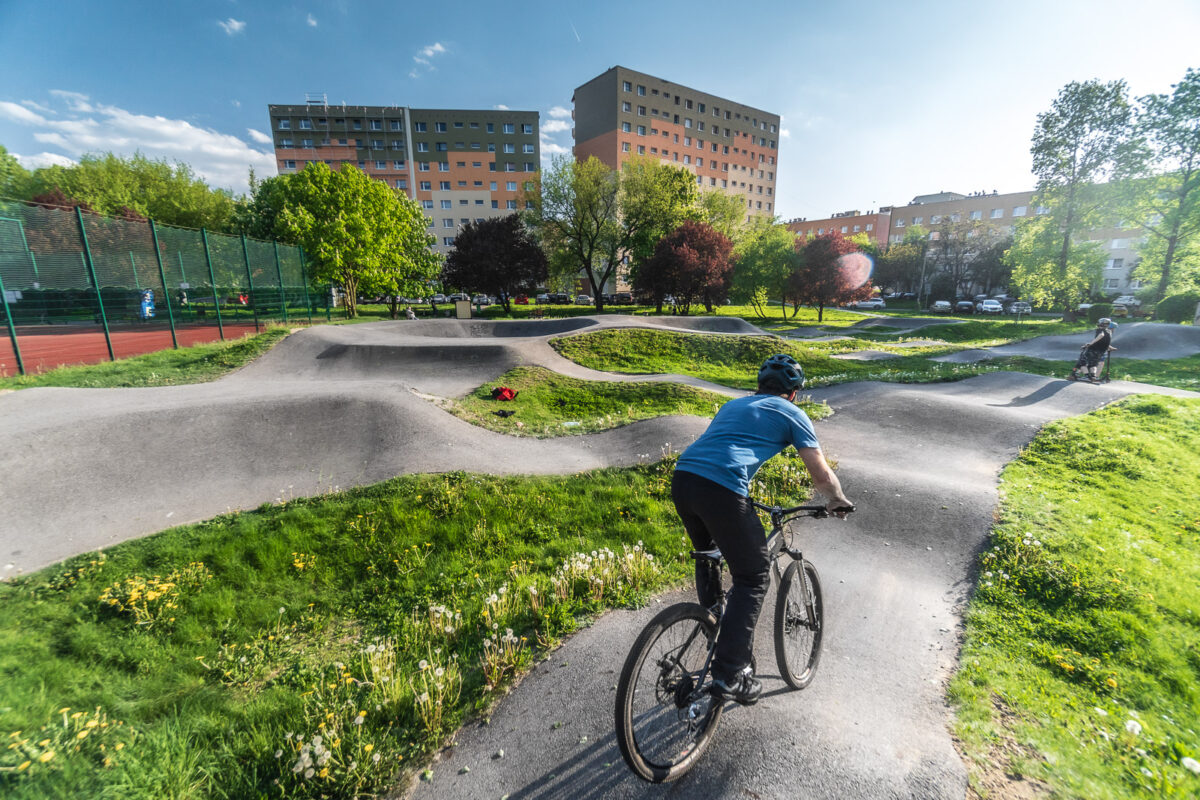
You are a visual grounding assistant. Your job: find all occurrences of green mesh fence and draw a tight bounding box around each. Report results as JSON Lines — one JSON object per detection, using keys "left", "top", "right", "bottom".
{"left": 0, "top": 198, "right": 314, "bottom": 376}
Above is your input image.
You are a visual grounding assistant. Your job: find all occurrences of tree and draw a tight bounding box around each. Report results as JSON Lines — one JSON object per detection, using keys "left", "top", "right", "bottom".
{"left": 277, "top": 163, "right": 438, "bottom": 319}
{"left": 442, "top": 214, "right": 548, "bottom": 313}
{"left": 729, "top": 216, "right": 799, "bottom": 320}
{"left": 694, "top": 189, "right": 747, "bottom": 243}
{"left": 1125, "top": 68, "right": 1200, "bottom": 301}
{"left": 874, "top": 239, "right": 925, "bottom": 295}
{"left": 620, "top": 158, "right": 698, "bottom": 294}
{"left": 0, "top": 144, "right": 31, "bottom": 199}
{"left": 640, "top": 221, "right": 735, "bottom": 315}
{"left": 1006, "top": 215, "right": 1105, "bottom": 309}
{"left": 526, "top": 155, "right": 619, "bottom": 309}
{"left": 231, "top": 170, "right": 293, "bottom": 241}
{"left": 1027, "top": 79, "right": 1134, "bottom": 315}
{"left": 970, "top": 235, "right": 1014, "bottom": 296}
{"left": 26, "top": 152, "right": 237, "bottom": 230}
{"left": 791, "top": 231, "right": 874, "bottom": 321}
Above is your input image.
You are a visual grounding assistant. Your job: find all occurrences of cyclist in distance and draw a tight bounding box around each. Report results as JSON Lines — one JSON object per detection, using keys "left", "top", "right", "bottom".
{"left": 1067, "top": 317, "right": 1114, "bottom": 383}
{"left": 671, "top": 354, "right": 853, "bottom": 706}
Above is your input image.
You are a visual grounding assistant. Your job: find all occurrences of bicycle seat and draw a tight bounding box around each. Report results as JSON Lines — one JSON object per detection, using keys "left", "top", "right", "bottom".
{"left": 691, "top": 548, "right": 723, "bottom": 564}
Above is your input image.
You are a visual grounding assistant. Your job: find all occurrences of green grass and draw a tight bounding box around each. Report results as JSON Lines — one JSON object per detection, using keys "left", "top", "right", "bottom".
{"left": 981, "top": 354, "right": 1200, "bottom": 393}
{"left": 550, "top": 328, "right": 1002, "bottom": 389}
{"left": 949, "top": 395, "right": 1200, "bottom": 798}
{"left": 446, "top": 365, "right": 831, "bottom": 437}
{"left": 0, "top": 327, "right": 292, "bottom": 390}
{"left": 0, "top": 455, "right": 816, "bottom": 799}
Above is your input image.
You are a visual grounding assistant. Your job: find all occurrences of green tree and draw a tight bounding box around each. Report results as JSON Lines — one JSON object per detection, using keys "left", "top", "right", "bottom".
{"left": 526, "top": 155, "right": 619, "bottom": 309}
{"left": 27, "top": 152, "right": 237, "bottom": 229}
{"left": 1006, "top": 215, "right": 1105, "bottom": 309}
{"left": 231, "top": 170, "right": 293, "bottom": 241}
{"left": 638, "top": 221, "right": 734, "bottom": 315}
{"left": 442, "top": 214, "right": 547, "bottom": 313}
{"left": 620, "top": 158, "right": 698, "bottom": 291}
{"left": 730, "top": 216, "right": 799, "bottom": 320}
{"left": 1126, "top": 68, "right": 1200, "bottom": 301}
{"left": 277, "top": 163, "right": 437, "bottom": 319}
{"left": 1027, "top": 79, "right": 1134, "bottom": 315}
{"left": 0, "top": 144, "right": 31, "bottom": 198}
{"left": 791, "top": 231, "right": 873, "bottom": 322}
{"left": 874, "top": 238, "right": 925, "bottom": 295}
{"left": 694, "top": 189, "right": 747, "bottom": 243}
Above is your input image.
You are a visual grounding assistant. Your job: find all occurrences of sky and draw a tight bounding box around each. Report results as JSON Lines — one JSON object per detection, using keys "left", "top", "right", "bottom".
{"left": 1, "top": 0, "right": 1198, "bottom": 222}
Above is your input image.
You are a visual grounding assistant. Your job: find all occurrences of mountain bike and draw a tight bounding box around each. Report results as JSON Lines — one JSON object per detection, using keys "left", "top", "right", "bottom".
{"left": 614, "top": 502, "right": 852, "bottom": 783}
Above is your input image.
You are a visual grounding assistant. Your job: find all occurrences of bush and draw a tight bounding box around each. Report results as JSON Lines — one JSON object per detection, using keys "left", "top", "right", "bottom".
{"left": 1155, "top": 291, "right": 1200, "bottom": 323}
{"left": 1087, "top": 303, "right": 1112, "bottom": 323}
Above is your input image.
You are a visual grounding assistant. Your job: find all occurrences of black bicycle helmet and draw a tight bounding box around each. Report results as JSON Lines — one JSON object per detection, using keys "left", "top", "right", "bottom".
{"left": 758, "top": 353, "right": 805, "bottom": 394}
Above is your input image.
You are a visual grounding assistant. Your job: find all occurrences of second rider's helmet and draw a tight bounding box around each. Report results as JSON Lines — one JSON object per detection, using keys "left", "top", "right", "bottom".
{"left": 1097, "top": 317, "right": 1112, "bottom": 328}
{"left": 758, "top": 353, "right": 805, "bottom": 394}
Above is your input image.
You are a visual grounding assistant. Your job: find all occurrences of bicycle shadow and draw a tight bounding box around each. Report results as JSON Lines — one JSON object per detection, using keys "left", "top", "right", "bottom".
{"left": 986, "top": 380, "right": 1071, "bottom": 408}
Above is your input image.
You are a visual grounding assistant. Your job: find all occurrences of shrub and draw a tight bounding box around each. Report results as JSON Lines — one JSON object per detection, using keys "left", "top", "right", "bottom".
{"left": 1087, "top": 303, "right": 1112, "bottom": 323}
{"left": 1155, "top": 291, "right": 1200, "bottom": 323}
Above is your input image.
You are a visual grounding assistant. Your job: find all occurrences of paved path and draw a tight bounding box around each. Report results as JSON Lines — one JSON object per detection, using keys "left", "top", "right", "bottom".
{"left": 935, "top": 320, "right": 1200, "bottom": 362}
{"left": 2, "top": 315, "right": 1196, "bottom": 799}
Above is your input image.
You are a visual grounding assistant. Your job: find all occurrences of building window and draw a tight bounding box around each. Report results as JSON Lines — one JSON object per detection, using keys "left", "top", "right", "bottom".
{"left": 853, "top": 225, "right": 860, "bottom": 232}
{"left": 506, "top": 181, "right": 517, "bottom": 191}
{"left": 422, "top": 200, "right": 433, "bottom": 209}
{"left": 419, "top": 181, "right": 431, "bottom": 190}
{"left": 282, "top": 160, "right": 296, "bottom": 169}
{"left": 298, "top": 119, "right": 312, "bottom": 130}
{"left": 1111, "top": 238, "right": 1128, "bottom": 249}
{"left": 623, "top": 101, "right": 631, "bottom": 112}
{"left": 486, "top": 123, "right": 494, "bottom": 133}
{"left": 443, "top": 237, "right": 455, "bottom": 246}
{"left": 841, "top": 226, "right": 848, "bottom": 233}
{"left": 622, "top": 142, "right": 631, "bottom": 153}
{"left": 1012, "top": 206, "right": 1026, "bottom": 217}
{"left": 371, "top": 139, "right": 384, "bottom": 149}
{"left": 503, "top": 123, "right": 515, "bottom": 134}
{"left": 390, "top": 120, "right": 403, "bottom": 131}
{"left": 1107, "top": 258, "right": 1125, "bottom": 270}
{"left": 623, "top": 81, "right": 632, "bottom": 92}
{"left": 438, "top": 162, "right": 449, "bottom": 172}
{"left": 441, "top": 200, "right": 452, "bottom": 208}
{"left": 990, "top": 208, "right": 1003, "bottom": 219}
{"left": 440, "top": 181, "right": 451, "bottom": 190}
{"left": 395, "top": 179, "right": 407, "bottom": 189}
{"left": 277, "top": 119, "right": 291, "bottom": 130}
{"left": 490, "top": 181, "right": 497, "bottom": 190}
{"left": 368, "top": 120, "right": 381, "bottom": 130}
{"left": 391, "top": 141, "right": 404, "bottom": 150}
{"left": 435, "top": 142, "right": 448, "bottom": 151}
{"left": 443, "top": 219, "right": 454, "bottom": 228}
{"left": 301, "top": 138, "right": 313, "bottom": 148}
{"left": 417, "top": 142, "right": 429, "bottom": 152}
{"left": 522, "top": 123, "right": 533, "bottom": 134}
{"left": 684, "top": 118, "right": 692, "bottom": 129}
{"left": 931, "top": 215, "right": 942, "bottom": 224}
{"left": 636, "top": 125, "right": 645, "bottom": 136}
{"left": 622, "top": 122, "right": 631, "bottom": 133}
{"left": 637, "top": 85, "right": 646, "bottom": 95}
{"left": 374, "top": 160, "right": 386, "bottom": 169}
{"left": 504, "top": 143, "right": 515, "bottom": 153}
{"left": 506, "top": 200, "right": 517, "bottom": 209}
{"left": 637, "top": 145, "right": 645, "bottom": 155}
{"left": 523, "top": 143, "right": 534, "bottom": 153}
{"left": 491, "top": 200, "right": 499, "bottom": 208}
{"left": 414, "top": 122, "right": 426, "bottom": 132}
{"left": 505, "top": 163, "right": 515, "bottom": 172}
{"left": 279, "top": 138, "right": 293, "bottom": 148}
{"left": 638, "top": 106, "right": 646, "bottom": 116}
{"left": 434, "top": 122, "right": 447, "bottom": 132}
{"left": 970, "top": 210, "right": 982, "bottom": 220}
{"left": 865, "top": 223, "right": 873, "bottom": 231}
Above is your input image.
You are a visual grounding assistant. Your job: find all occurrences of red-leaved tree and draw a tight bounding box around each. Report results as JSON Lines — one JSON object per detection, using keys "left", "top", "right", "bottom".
{"left": 638, "top": 221, "right": 734, "bottom": 315}
{"left": 791, "top": 231, "right": 874, "bottom": 321}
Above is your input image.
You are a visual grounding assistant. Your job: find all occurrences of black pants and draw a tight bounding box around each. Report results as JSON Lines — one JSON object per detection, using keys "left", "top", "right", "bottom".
{"left": 671, "top": 469, "right": 770, "bottom": 682}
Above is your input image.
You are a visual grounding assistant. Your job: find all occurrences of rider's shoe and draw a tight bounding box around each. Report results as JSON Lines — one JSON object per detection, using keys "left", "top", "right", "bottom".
{"left": 710, "top": 667, "right": 762, "bottom": 706}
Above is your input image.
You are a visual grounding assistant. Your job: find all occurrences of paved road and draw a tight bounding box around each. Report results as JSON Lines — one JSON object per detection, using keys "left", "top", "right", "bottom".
{"left": 403, "top": 371, "right": 1196, "bottom": 800}
{"left": 935, "top": 320, "right": 1200, "bottom": 362}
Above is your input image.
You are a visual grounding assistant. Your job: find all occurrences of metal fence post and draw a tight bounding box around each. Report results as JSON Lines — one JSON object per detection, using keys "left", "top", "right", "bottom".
{"left": 149, "top": 220, "right": 178, "bottom": 350}
{"left": 272, "top": 241, "right": 289, "bottom": 323}
{"left": 0, "top": 267, "right": 25, "bottom": 376}
{"left": 76, "top": 207, "right": 115, "bottom": 362}
{"left": 298, "top": 246, "right": 313, "bottom": 324}
{"left": 201, "top": 228, "right": 225, "bottom": 341}
{"left": 128, "top": 252, "right": 140, "bottom": 288}
{"left": 240, "top": 235, "right": 261, "bottom": 332}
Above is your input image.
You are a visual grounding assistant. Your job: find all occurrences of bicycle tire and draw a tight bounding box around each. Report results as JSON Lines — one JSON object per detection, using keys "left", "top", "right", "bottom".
{"left": 615, "top": 603, "right": 723, "bottom": 783}
{"left": 773, "top": 559, "right": 824, "bottom": 690}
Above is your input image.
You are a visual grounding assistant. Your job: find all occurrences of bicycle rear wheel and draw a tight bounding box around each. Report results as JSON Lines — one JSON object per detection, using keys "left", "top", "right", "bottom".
{"left": 615, "top": 603, "right": 723, "bottom": 782}
{"left": 774, "top": 559, "right": 824, "bottom": 689}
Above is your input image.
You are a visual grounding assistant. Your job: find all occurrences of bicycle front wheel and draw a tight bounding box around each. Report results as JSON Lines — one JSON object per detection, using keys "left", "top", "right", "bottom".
{"left": 774, "top": 559, "right": 824, "bottom": 689}
{"left": 615, "top": 603, "right": 723, "bottom": 783}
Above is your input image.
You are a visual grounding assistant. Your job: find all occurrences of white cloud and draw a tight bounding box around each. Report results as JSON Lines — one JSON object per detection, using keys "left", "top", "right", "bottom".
{"left": 0, "top": 101, "right": 46, "bottom": 125}
{"left": 542, "top": 119, "right": 570, "bottom": 134}
{"left": 494, "top": 104, "right": 510, "bottom": 111}
{"left": 218, "top": 18, "right": 246, "bottom": 36}
{"left": 246, "top": 128, "right": 272, "bottom": 144}
{"left": 49, "top": 90, "right": 92, "bottom": 112}
{"left": 20, "top": 100, "right": 54, "bottom": 114}
{"left": 410, "top": 41, "right": 447, "bottom": 77}
{"left": 4, "top": 92, "right": 275, "bottom": 195}
{"left": 307, "top": 13, "right": 318, "bottom": 27}
{"left": 548, "top": 106, "right": 571, "bottom": 119}
{"left": 539, "top": 137, "right": 569, "bottom": 157}
{"left": 231, "top": 100, "right": 241, "bottom": 108}
{"left": 780, "top": 129, "right": 791, "bottom": 138}
{"left": 13, "top": 151, "right": 76, "bottom": 169}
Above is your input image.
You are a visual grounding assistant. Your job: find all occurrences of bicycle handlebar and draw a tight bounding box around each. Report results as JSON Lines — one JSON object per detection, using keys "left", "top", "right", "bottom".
{"left": 751, "top": 501, "right": 856, "bottom": 519}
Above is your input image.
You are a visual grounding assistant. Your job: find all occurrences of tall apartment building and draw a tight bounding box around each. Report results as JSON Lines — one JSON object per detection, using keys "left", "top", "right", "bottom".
{"left": 571, "top": 66, "right": 781, "bottom": 221}
{"left": 786, "top": 209, "right": 891, "bottom": 249}
{"left": 267, "top": 99, "right": 539, "bottom": 254}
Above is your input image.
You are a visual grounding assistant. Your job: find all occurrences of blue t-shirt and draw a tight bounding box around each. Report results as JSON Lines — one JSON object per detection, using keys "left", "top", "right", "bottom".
{"left": 675, "top": 394, "right": 819, "bottom": 497}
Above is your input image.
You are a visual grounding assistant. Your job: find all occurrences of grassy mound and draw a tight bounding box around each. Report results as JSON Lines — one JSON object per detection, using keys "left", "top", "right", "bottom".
{"left": 950, "top": 395, "right": 1200, "bottom": 798}
{"left": 445, "top": 365, "right": 831, "bottom": 437}
{"left": 0, "top": 454, "right": 818, "bottom": 799}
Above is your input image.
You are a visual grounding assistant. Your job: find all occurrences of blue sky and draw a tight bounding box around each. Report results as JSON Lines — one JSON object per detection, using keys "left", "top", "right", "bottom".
{"left": 1, "top": 0, "right": 1197, "bottom": 221}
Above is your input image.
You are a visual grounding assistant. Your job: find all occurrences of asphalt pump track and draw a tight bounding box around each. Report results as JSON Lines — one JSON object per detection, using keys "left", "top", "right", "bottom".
{"left": 1, "top": 315, "right": 1196, "bottom": 799}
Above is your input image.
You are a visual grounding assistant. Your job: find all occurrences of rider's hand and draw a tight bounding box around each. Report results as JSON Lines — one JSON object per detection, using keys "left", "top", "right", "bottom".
{"left": 826, "top": 497, "right": 854, "bottom": 520}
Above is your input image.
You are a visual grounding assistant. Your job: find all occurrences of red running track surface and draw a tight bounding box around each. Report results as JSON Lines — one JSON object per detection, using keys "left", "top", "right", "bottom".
{"left": 0, "top": 323, "right": 263, "bottom": 376}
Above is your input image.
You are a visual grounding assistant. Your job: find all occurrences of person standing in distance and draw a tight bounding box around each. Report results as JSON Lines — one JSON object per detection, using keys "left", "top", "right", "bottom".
{"left": 671, "top": 354, "right": 853, "bottom": 706}
{"left": 1068, "top": 317, "right": 1114, "bottom": 383}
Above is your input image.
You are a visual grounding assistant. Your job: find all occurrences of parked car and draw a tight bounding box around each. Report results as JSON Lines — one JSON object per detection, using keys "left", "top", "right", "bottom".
{"left": 954, "top": 300, "right": 976, "bottom": 314}
{"left": 535, "top": 293, "right": 550, "bottom": 304}
{"left": 931, "top": 300, "right": 953, "bottom": 314}
{"left": 614, "top": 292, "right": 634, "bottom": 305}
{"left": 430, "top": 293, "right": 447, "bottom": 304}
{"left": 1007, "top": 301, "right": 1032, "bottom": 314}
{"left": 853, "top": 298, "right": 886, "bottom": 310}
{"left": 472, "top": 294, "right": 490, "bottom": 305}
{"left": 1112, "top": 295, "right": 1142, "bottom": 308}
{"left": 549, "top": 293, "right": 571, "bottom": 304}
{"left": 977, "top": 299, "right": 1004, "bottom": 314}
{"left": 574, "top": 294, "right": 593, "bottom": 305}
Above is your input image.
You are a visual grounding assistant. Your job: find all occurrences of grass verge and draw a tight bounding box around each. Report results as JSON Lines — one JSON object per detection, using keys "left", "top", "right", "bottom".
{"left": 0, "top": 455, "right": 816, "bottom": 799}
{"left": 949, "top": 395, "right": 1200, "bottom": 798}
{"left": 0, "top": 327, "right": 292, "bottom": 390}
{"left": 550, "top": 328, "right": 998, "bottom": 389}
{"left": 444, "top": 365, "right": 832, "bottom": 437}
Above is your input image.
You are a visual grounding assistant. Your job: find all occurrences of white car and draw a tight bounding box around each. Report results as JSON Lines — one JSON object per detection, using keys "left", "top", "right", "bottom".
{"left": 854, "top": 298, "right": 886, "bottom": 310}
{"left": 977, "top": 299, "right": 1004, "bottom": 314}
{"left": 574, "top": 294, "right": 593, "bottom": 305}
{"left": 931, "top": 300, "right": 952, "bottom": 313}
{"left": 1007, "top": 301, "right": 1032, "bottom": 314}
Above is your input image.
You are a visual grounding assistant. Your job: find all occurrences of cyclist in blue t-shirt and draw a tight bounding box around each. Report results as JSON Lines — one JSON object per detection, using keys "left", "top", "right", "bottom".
{"left": 672, "top": 354, "right": 853, "bottom": 706}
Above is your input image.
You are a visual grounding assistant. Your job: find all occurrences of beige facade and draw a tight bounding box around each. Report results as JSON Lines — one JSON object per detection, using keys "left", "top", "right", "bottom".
{"left": 786, "top": 210, "right": 891, "bottom": 248}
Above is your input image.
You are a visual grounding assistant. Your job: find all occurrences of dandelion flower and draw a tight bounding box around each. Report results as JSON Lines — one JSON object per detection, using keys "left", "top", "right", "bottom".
{"left": 1182, "top": 757, "right": 1200, "bottom": 775}
{"left": 38, "top": 750, "right": 55, "bottom": 763}
{"left": 364, "top": 744, "right": 374, "bottom": 753}
{"left": 1125, "top": 720, "right": 1142, "bottom": 736}
{"left": 419, "top": 659, "right": 429, "bottom": 670}
{"left": 373, "top": 752, "right": 381, "bottom": 763}
{"left": 17, "top": 760, "right": 31, "bottom": 771}
{"left": 304, "top": 768, "right": 315, "bottom": 779}
{"left": 435, "top": 667, "right": 444, "bottom": 677}
{"left": 353, "top": 715, "right": 365, "bottom": 726}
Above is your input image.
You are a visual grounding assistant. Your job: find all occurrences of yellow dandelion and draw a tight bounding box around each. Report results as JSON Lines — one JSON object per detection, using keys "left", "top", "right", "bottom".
{"left": 38, "top": 750, "right": 55, "bottom": 762}
{"left": 318, "top": 767, "right": 329, "bottom": 778}
{"left": 77, "top": 730, "right": 90, "bottom": 739}
{"left": 38, "top": 738, "right": 50, "bottom": 747}
{"left": 364, "top": 744, "right": 374, "bottom": 753}
{"left": 1106, "top": 678, "right": 1118, "bottom": 688}
{"left": 114, "top": 742, "right": 124, "bottom": 751}
{"left": 58, "top": 707, "right": 70, "bottom": 714}
{"left": 18, "top": 760, "right": 31, "bottom": 771}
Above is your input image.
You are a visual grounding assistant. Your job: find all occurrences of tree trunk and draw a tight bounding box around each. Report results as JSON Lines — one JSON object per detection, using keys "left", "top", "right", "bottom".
{"left": 818, "top": 302, "right": 825, "bottom": 322}
{"left": 1157, "top": 231, "right": 1179, "bottom": 303}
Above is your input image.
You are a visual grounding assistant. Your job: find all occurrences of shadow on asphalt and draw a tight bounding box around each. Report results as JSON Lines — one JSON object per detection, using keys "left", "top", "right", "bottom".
{"left": 986, "top": 379, "right": 1072, "bottom": 408}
